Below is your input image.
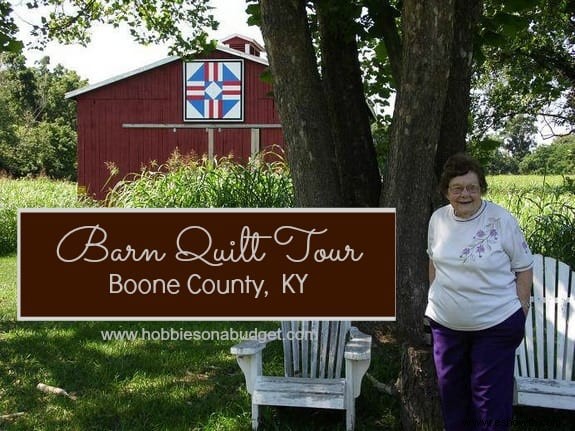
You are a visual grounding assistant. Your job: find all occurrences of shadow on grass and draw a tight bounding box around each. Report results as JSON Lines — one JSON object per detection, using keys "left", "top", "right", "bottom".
{"left": 0, "top": 321, "right": 402, "bottom": 430}
{"left": 0, "top": 321, "right": 264, "bottom": 430}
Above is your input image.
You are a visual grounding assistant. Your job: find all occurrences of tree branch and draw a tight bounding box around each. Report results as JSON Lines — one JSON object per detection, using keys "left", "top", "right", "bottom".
{"left": 365, "top": 372, "right": 398, "bottom": 395}
{"left": 378, "top": 0, "right": 402, "bottom": 86}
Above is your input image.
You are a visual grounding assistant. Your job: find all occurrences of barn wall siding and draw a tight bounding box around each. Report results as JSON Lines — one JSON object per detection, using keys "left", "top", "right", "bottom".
{"left": 74, "top": 47, "right": 284, "bottom": 199}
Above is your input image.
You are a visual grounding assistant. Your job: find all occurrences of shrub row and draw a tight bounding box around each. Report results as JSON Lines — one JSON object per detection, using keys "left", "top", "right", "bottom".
{"left": 104, "top": 148, "right": 294, "bottom": 208}
{"left": 0, "top": 149, "right": 294, "bottom": 256}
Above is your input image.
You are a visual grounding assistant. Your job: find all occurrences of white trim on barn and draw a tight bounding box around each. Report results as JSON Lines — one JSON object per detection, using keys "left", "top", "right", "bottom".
{"left": 122, "top": 123, "right": 281, "bottom": 129}
{"left": 65, "top": 44, "right": 268, "bottom": 99}
{"left": 122, "top": 123, "right": 279, "bottom": 160}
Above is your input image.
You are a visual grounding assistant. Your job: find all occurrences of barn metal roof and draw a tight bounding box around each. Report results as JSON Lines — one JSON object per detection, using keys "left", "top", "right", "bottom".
{"left": 65, "top": 43, "right": 269, "bottom": 99}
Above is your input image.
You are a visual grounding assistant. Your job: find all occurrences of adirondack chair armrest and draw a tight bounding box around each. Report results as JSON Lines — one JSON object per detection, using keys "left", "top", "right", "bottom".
{"left": 344, "top": 326, "right": 372, "bottom": 399}
{"left": 230, "top": 339, "right": 267, "bottom": 356}
{"left": 344, "top": 326, "right": 372, "bottom": 361}
{"left": 230, "top": 339, "right": 268, "bottom": 394}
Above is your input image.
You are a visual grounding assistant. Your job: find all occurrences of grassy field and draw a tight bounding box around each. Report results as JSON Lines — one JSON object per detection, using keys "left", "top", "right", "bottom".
{"left": 489, "top": 174, "right": 568, "bottom": 188}
{"left": 0, "top": 254, "right": 17, "bottom": 320}
{"left": 487, "top": 175, "right": 575, "bottom": 269}
{"left": 1, "top": 175, "right": 574, "bottom": 430}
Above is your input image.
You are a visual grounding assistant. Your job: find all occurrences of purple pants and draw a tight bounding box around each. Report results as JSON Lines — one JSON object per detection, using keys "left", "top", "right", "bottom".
{"left": 429, "top": 309, "right": 525, "bottom": 431}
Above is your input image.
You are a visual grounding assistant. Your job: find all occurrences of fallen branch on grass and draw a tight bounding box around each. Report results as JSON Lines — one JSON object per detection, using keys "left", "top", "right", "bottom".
{"left": 36, "top": 383, "right": 77, "bottom": 400}
{"left": 0, "top": 412, "right": 25, "bottom": 421}
{"left": 365, "top": 372, "right": 398, "bottom": 395}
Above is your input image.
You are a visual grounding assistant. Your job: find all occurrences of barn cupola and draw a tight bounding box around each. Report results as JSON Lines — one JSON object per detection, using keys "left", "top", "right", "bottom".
{"left": 220, "top": 34, "right": 265, "bottom": 57}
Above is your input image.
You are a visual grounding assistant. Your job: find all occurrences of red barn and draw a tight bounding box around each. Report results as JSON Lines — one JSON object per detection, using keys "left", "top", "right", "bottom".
{"left": 66, "top": 35, "right": 284, "bottom": 199}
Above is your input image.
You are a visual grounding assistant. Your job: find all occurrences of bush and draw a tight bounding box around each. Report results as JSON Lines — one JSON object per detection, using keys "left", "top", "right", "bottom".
{"left": 8, "top": 121, "right": 77, "bottom": 179}
{"left": 105, "top": 148, "right": 294, "bottom": 208}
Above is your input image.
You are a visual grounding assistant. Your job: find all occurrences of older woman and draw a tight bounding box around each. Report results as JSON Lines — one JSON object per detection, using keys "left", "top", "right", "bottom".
{"left": 426, "top": 153, "right": 534, "bottom": 431}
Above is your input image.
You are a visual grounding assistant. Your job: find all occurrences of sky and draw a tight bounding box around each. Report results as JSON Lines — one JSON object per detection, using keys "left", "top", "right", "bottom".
{"left": 12, "top": 0, "right": 262, "bottom": 84}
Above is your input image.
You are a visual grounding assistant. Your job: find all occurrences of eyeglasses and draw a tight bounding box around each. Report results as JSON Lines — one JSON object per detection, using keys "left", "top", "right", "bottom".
{"left": 448, "top": 184, "right": 481, "bottom": 195}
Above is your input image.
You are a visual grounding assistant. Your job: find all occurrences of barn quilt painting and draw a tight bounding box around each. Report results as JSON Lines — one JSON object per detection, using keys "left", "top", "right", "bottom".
{"left": 184, "top": 60, "right": 244, "bottom": 121}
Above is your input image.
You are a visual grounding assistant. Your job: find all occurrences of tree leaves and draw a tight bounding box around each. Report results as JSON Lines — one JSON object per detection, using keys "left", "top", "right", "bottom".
{"left": 15, "top": 0, "right": 218, "bottom": 56}
{"left": 473, "top": 0, "right": 574, "bottom": 139}
{"left": 501, "top": 0, "right": 541, "bottom": 13}
{"left": 0, "top": 53, "right": 85, "bottom": 179}
{"left": 0, "top": 0, "right": 23, "bottom": 53}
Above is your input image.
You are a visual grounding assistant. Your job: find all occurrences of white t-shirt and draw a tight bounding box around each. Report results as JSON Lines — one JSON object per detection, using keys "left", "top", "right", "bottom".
{"left": 425, "top": 200, "right": 533, "bottom": 331}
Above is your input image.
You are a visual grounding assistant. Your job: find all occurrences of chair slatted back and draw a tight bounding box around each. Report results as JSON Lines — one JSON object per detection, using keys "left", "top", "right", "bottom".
{"left": 515, "top": 254, "right": 575, "bottom": 381}
{"left": 281, "top": 321, "right": 351, "bottom": 379}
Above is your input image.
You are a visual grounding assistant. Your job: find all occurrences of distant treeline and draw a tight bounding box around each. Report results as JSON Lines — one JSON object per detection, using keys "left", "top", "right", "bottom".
{"left": 0, "top": 53, "right": 86, "bottom": 180}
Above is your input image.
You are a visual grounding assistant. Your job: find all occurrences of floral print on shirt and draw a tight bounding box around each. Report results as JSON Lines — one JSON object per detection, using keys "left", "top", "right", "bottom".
{"left": 460, "top": 217, "right": 501, "bottom": 263}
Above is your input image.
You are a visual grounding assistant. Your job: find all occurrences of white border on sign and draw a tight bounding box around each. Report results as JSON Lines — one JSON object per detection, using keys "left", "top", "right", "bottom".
{"left": 17, "top": 208, "right": 397, "bottom": 322}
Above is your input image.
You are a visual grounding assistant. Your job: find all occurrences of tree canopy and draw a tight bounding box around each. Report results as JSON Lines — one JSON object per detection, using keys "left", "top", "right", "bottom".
{"left": 7, "top": 0, "right": 218, "bottom": 55}
{"left": 520, "top": 135, "right": 575, "bottom": 174}
{"left": 473, "top": 0, "right": 575, "bottom": 140}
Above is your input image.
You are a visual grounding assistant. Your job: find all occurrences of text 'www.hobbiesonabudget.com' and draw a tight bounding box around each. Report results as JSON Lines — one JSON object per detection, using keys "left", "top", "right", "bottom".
{"left": 100, "top": 327, "right": 317, "bottom": 343}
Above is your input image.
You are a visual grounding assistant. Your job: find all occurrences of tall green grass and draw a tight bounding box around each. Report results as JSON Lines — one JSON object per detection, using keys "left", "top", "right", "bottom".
{"left": 105, "top": 148, "right": 294, "bottom": 209}
{"left": 0, "top": 177, "right": 95, "bottom": 256}
{"left": 0, "top": 253, "right": 16, "bottom": 319}
{"left": 487, "top": 175, "right": 575, "bottom": 269}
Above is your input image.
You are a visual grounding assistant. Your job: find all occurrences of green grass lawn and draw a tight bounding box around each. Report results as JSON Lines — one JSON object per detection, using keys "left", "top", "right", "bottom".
{"left": 0, "top": 254, "right": 401, "bottom": 430}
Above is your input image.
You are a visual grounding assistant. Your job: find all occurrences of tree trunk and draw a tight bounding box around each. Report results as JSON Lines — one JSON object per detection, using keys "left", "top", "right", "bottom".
{"left": 397, "top": 346, "right": 444, "bottom": 431}
{"left": 259, "top": 1, "right": 482, "bottom": 429}
{"left": 434, "top": 0, "right": 484, "bottom": 181}
{"left": 259, "top": 0, "right": 344, "bottom": 207}
{"left": 382, "top": 0, "right": 455, "bottom": 342}
{"left": 316, "top": 0, "right": 381, "bottom": 206}
{"left": 259, "top": 0, "right": 380, "bottom": 207}
{"left": 381, "top": 1, "right": 455, "bottom": 429}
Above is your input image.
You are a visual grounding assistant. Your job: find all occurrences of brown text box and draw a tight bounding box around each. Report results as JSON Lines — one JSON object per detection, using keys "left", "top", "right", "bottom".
{"left": 18, "top": 209, "right": 395, "bottom": 320}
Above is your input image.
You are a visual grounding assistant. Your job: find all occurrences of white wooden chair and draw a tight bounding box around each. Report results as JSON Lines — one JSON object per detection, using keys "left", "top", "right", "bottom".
{"left": 514, "top": 254, "right": 575, "bottom": 410}
{"left": 230, "top": 321, "right": 372, "bottom": 430}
